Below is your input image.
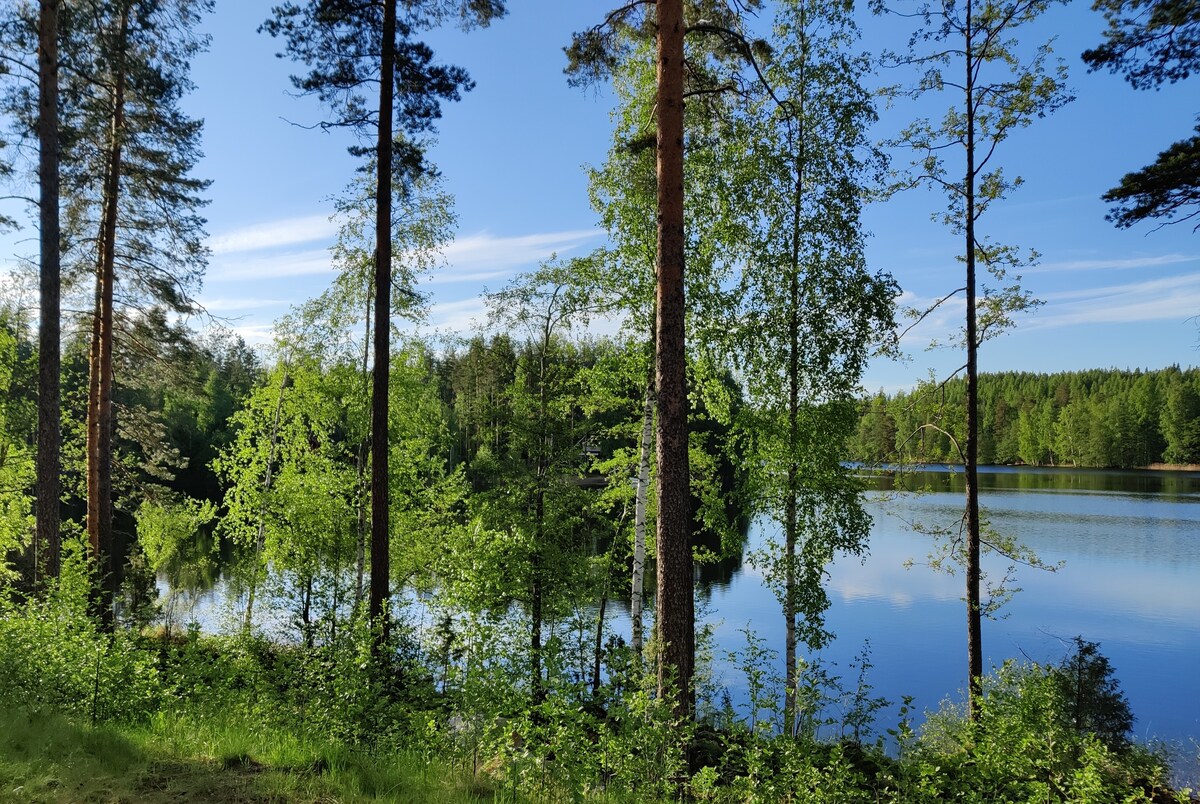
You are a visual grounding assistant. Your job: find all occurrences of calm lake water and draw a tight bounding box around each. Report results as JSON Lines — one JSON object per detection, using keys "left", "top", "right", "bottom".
{"left": 168, "top": 465, "right": 1199, "bottom": 761}
{"left": 698, "top": 465, "right": 1200, "bottom": 753}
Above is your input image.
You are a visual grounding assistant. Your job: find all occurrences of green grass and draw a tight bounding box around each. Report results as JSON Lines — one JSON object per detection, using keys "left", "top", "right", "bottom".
{"left": 0, "top": 707, "right": 497, "bottom": 802}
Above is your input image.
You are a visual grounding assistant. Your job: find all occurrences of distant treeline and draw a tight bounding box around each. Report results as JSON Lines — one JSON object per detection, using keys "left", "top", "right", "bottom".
{"left": 848, "top": 367, "right": 1200, "bottom": 469}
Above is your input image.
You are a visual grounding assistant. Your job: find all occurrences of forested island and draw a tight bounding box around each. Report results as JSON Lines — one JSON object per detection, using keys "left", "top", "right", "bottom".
{"left": 2, "top": 0, "right": 1198, "bottom": 801}
{"left": 849, "top": 367, "right": 1200, "bottom": 469}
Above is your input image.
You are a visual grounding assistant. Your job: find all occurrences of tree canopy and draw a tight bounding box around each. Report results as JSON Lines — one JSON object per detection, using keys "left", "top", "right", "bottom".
{"left": 1083, "top": 0, "right": 1200, "bottom": 229}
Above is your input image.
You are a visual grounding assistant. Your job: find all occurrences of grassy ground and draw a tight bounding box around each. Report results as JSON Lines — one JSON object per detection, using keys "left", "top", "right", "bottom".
{"left": 0, "top": 707, "right": 495, "bottom": 803}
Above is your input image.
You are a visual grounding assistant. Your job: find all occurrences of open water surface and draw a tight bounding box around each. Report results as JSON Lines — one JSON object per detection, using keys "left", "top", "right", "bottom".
{"left": 702, "top": 465, "right": 1200, "bottom": 754}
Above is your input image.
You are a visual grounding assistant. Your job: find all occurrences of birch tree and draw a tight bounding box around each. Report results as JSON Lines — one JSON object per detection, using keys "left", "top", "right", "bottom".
{"left": 722, "top": 0, "right": 895, "bottom": 733}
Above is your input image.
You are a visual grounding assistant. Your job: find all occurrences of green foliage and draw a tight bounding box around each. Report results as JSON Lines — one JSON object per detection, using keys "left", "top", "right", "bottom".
{"left": 908, "top": 657, "right": 1170, "bottom": 803}
{"left": 0, "top": 318, "right": 33, "bottom": 580}
{"left": 0, "top": 700, "right": 492, "bottom": 803}
{"left": 136, "top": 497, "right": 216, "bottom": 577}
{"left": 52, "top": 0, "right": 213, "bottom": 310}
{"left": 1053, "top": 637, "right": 1134, "bottom": 752}
{"left": 261, "top": 0, "right": 501, "bottom": 178}
{"left": 213, "top": 357, "right": 359, "bottom": 632}
{"left": 1083, "top": 0, "right": 1200, "bottom": 90}
{"left": 0, "top": 540, "right": 163, "bottom": 723}
{"left": 0, "top": 555, "right": 1186, "bottom": 803}
{"left": 1101, "top": 123, "right": 1200, "bottom": 230}
{"left": 1083, "top": 0, "right": 1200, "bottom": 229}
{"left": 850, "top": 366, "right": 1200, "bottom": 468}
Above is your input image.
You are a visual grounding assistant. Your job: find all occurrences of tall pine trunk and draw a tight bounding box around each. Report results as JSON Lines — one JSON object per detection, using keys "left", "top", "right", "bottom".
{"left": 964, "top": 0, "right": 983, "bottom": 719}
{"left": 369, "top": 0, "right": 397, "bottom": 652}
{"left": 35, "top": 0, "right": 61, "bottom": 584}
{"left": 87, "top": 5, "right": 129, "bottom": 629}
{"left": 654, "top": 0, "right": 693, "bottom": 718}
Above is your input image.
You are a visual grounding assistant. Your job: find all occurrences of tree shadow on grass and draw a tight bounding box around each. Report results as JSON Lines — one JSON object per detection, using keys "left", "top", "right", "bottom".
{"left": 1, "top": 707, "right": 291, "bottom": 803}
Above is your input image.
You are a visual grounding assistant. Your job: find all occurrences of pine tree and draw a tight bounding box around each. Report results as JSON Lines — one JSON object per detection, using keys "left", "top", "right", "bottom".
{"left": 35, "top": 0, "right": 62, "bottom": 585}
{"left": 1084, "top": 0, "right": 1200, "bottom": 229}
{"left": 50, "top": 0, "right": 212, "bottom": 625}
{"left": 262, "top": 0, "right": 504, "bottom": 650}
{"left": 568, "top": 0, "right": 770, "bottom": 719}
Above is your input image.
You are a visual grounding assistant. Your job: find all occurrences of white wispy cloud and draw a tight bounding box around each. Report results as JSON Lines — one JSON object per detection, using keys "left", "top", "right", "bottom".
{"left": 1028, "top": 273, "right": 1200, "bottom": 330}
{"left": 207, "top": 248, "right": 334, "bottom": 281}
{"left": 1031, "top": 253, "right": 1197, "bottom": 273}
{"left": 197, "top": 296, "right": 290, "bottom": 313}
{"left": 428, "top": 296, "right": 488, "bottom": 334}
{"left": 424, "top": 268, "right": 516, "bottom": 286}
{"left": 442, "top": 228, "right": 603, "bottom": 269}
{"left": 206, "top": 226, "right": 604, "bottom": 285}
{"left": 892, "top": 266, "right": 1200, "bottom": 341}
{"left": 228, "top": 323, "right": 277, "bottom": 349}
{"left": 209, "top": 214, "right": 337, "bottom": 255}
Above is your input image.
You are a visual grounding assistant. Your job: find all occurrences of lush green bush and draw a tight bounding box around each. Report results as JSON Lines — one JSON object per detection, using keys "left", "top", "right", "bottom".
{"left": 898, "top": 657, "right": 1174, "bottom": 803}
{"left": 0, "top": 555, "right": 1186, "bottom": 803}
{"left": 0, "top": 543, "right": 163, "bottom": 723}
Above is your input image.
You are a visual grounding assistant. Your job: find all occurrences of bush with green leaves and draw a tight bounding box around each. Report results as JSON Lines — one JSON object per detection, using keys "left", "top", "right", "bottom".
{"left": 0, "top": 541, "right": 163, "bottom": 723}
{"left": 903, "top": 654, "right": 1174, "bottom": 803}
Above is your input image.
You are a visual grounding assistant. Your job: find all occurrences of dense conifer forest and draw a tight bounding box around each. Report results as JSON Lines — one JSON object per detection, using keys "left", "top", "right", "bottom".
{"left": 849, "top": 367, "right": 1200, "bottom": 469}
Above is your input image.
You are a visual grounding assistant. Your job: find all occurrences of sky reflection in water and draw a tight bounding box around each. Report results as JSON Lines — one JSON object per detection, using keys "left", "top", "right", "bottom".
{"left": 707, "top": 468, "right": 1200, "bottom": 749}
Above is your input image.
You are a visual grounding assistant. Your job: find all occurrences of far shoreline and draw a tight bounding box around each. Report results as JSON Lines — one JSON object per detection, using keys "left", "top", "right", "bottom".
{"left": 1139, "top": 462, "right": 1200, "bottom": 472}
{"left": 854, "top": 461, "right": 1200, "bottom": 473}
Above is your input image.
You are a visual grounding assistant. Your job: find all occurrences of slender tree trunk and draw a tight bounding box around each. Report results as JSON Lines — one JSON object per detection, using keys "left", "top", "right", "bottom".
{"left": 245, "top": 366, "right": 288, "bottom": 633}
{"left": 783, "top": 202, "right": 801, "bottom": 736}
{"left": 301, "top": 571, "right": 313, "bottom": 648}
{"left": 783, "top": 26, "right": 808, "bottom": 734}
{"left": 35, "top": 0, "right": 61, "bottom": 584}
{"left": 370, "top": 0, "right": 397, "bottom": 652}
{"left": 87, "top": 6, "right": 129, "bottom": 629}
{"left": 654, "top": 0, "right": 693, "bottom": 719}
{"left": 531, "top": 499, "right": 544, "bottom": 705}
{"left": 530, "top": 343, "right": 550, "bottom": 707}
{"left": 630, "top": 367, "right": 653, "bottom": 657}
{"left": 355, "top": 288, "right": 371, "bottom": 610}
{"left": 592, "top": 582, "right": 608, "bottom": 697}
{"left": 594, "top": 508, "right": 627, "bottom": 696}
{"left": 964, "top": 0, "right": 984, "bottom": 719}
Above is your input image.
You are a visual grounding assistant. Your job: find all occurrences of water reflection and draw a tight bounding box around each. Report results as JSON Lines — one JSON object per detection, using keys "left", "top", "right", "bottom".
{"left": 712, "top": 467, "right": 1200, "bottom": 750}
{"left": 857, "top": 463, "right": 1200, "bottom": 499}
{"left": 162, "top": 466, "right": 1200, "bottom": 752}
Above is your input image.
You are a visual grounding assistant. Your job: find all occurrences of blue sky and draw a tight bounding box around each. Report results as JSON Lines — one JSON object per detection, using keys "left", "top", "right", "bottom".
{"left": 4, "top": 1, "right": 1198, "bottom": 392}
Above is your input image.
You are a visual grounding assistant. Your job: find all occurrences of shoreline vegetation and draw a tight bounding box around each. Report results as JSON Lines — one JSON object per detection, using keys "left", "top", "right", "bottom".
{"left": 862, "top": 461, "right": 1200, "bottom": 473}
{"left": 1, "top": 0, "right": 1197, "bottom": 797}
{"left": 0, "top": 620, "right": 1191, "bottom": 803}
{"left": 850, "top": 367, "right": 1200, "bottom": 471}
{"left": 1142, "top": 463, "right": 1200, "bottom": 472}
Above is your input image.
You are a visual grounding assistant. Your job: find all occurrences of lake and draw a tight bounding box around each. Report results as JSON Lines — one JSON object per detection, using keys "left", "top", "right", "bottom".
{"left": 696, "top": 465, "right": 1200, "bottom": 757}
{"left": 166, "top": 465, "right": 1200, "bottom": 763}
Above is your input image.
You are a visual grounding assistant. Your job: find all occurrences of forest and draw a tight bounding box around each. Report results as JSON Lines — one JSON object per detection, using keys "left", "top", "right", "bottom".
{"left": 849, "top": 367, "right": 1200, "bottom": 469}
{"left": 1, "top": 0, "right": 1198, "bottom": 801}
